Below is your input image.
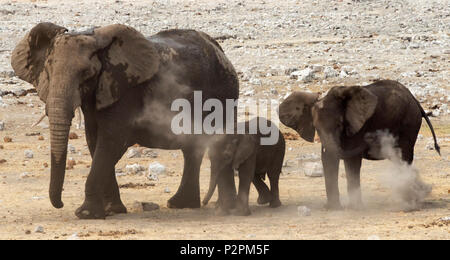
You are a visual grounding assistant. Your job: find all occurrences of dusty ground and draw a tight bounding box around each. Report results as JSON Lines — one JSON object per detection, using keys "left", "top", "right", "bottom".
{"left": 0, "top": 0, "right": 449, "bottom": 240}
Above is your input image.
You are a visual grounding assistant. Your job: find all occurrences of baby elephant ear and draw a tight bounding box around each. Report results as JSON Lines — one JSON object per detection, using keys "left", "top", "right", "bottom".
{"left": 93, "top": 24, "right": 160, "bottom": 110}
{"left": 344, "top": 86, "right": 378, "bottom": 136}
{"left": 232, "top": 135, "right": 258, "bottom": 170}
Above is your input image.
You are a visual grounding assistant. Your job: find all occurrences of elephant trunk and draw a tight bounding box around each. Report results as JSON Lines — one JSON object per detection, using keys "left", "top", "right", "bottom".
{"left": 203, "top": 164, "right": 220, "bottom": 206}
{"left": 47, "top": 97, "right": 74, "bottom": 209}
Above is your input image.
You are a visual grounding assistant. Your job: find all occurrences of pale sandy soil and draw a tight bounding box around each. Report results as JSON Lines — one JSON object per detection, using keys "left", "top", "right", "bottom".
{"left": 0, "top": 0, "right": 449, "bottom": 240}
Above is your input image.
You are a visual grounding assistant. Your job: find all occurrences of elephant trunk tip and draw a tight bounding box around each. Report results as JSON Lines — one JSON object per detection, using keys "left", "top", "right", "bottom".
{"left": 49, "top": 191, "right": 64, "bottom": 209}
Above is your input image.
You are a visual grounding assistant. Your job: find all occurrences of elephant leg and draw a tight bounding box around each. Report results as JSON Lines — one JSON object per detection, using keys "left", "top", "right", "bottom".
{"left": 103, "top": 173, "right": 127, "bottom": 216}
{"left": 399, "top": 137, "right": 415, "bottom": 165}
{"left": 268, "top": 170, "right": 282, "bottom": 208}
{"left": 344, "top": 156, "right": 363, "bottom": 210}
{"left": 322, "top": 147, "right": 342, "bottom": 210}
{"left": 84, "top": 117, "right": 126, "bottom": 216}
{"left": 75, "top": 137, "right": 126, "bottom": 219}
{"left": 234, "top": 157, "right": 256, "bottom": 216}
{"left": 167, "top": 145, "right": 205, "bottom": 209}
{"left": 253, "top": 174, "right": 272, "bottom": 205}
{"left": 215, "top": 165, "right": 237, "bottom": 216}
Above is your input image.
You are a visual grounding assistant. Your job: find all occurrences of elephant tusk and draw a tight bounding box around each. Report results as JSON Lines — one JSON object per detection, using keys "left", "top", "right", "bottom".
{"left": 32, "top": 114, "right": 46, "bottom": 128}
{"left": 32, "top": 107, "right": 82, "bottom": 128}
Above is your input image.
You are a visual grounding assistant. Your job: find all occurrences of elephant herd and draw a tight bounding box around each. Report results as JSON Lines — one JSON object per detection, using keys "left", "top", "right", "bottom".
{"left": 10, "top": 23, "right": 440, "bottom": 219}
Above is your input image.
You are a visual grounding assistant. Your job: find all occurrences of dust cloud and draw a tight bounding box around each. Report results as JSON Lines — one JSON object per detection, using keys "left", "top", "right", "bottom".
{"left": 371, "top": 131, "right": 432, "bottom": 211}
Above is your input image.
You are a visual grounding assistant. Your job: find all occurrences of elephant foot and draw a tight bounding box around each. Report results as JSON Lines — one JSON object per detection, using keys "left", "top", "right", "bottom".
{"left": 104, "top": 202, "right": 127, "bottom": 216}
{"left": 232, "top": 202, "right": 251, "bottom": 216}
{"left": 257, "top": 193, "right": 272, "bottom": 205}
{"left": 215, "top": 207, "right": 231, "bottom": 216}
{"left": 324, "top": 201, "right": 343, "bottom": 211}
{"left": 269, "top": 199, "right": 282, "bottom": 208}
{"left": 347, "top": 201, "right": 365, "bottom": 211}
{"left": 167, "top": 193, "right": 201, "bottom": 209}
{"left": 75, "top": 201, "right": 106, "bottom": 219}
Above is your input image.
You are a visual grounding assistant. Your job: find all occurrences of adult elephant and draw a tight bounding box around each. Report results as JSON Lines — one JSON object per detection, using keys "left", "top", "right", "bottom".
{"left": 11, "top": 23, "right": 239, "bottom": 219}
{"left": 279, "top": 80, "right": 440, "bottom": 210}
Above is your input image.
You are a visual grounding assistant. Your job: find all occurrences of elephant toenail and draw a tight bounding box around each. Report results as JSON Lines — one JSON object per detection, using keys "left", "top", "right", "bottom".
{"left": 82, "top": 210, "right": 90, "bottom": 216}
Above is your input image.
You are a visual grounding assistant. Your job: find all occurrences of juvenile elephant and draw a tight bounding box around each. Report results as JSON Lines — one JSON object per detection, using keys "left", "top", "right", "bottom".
{"left": 279, "top": 80, "right": 440, "bottom": 210}
{"left": 11, "top": 23, "right": 239, "bottom": 219}
{"left": 204, "top": 118, "right": 285, "bottom": 215}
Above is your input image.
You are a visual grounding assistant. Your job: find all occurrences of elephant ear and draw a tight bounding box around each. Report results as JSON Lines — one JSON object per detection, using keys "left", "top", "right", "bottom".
{"left": 295, "top": 102, "right": 317, "bottom": 143}
{"left": 93, "top": 24, "right": 160, "bottom": 110}
{"left": 232, "top": 135, "right": 258, "bottom": 170}
{"left": 279, "top": 92, "right": 319, "bottom": 143}
{"left": 340, "top": 86, "right": 378, "bottom": 136}
{"left": 11, "top": 23, "right": 67, "bottom": 103}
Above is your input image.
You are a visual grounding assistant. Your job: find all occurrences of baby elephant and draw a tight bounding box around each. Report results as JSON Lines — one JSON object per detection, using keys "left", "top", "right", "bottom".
{"left": 204, "top": 118, "right": 286, "bottom": 216}
{"left": 279, "top": 80, "right": 440, "bottom": 210}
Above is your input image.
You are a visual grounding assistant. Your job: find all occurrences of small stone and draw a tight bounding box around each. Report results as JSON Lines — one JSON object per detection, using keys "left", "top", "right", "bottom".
{"left": 249, "top": 77, "right": 261, "bottom": 85}
{"left": 25, "top": 230, "right": 31, "bottom": 235}
{"left": 3, "top": 136, "right": 12, "bottom": 143}
{"left": 303, "top": 162, "right": 324, "bottom": 177}
{"left": 127, "top": 148, "right": 141, "bottom": 158}
{"left": 125, "top": 163, "right": 146, "bottom": 174}
{"left": 148, "top": 162, "right": 166, "bottom": 180}
{"left": 68, "top": 132, "right": 78, "bottom": 140}
{"left": 34, "top": 226, "right": 44, "bottom": 233}
{"left": 24, "top": 150, "right": 34, "bottom": 159}
{"left": 142, "top": 148, "right": 158, "bottom": 158}
{"left": 290, "top": 68, "right": 314, "bottom": 83}
{"left": 367, "top": 235, "right": 381, "bottom": 240}
{"left": 297, "top": 206, "right": 311, "bottom": 216}
{"left": 68, "top": 144, "right": 76, "bottom": 154}
{"left": 164, "top": 187, "right": 171, "bottom": 193}
{"left": 66, "top": 158, "right": 76, "bottom": 170}
{"left": 38, "top": 136, "right": 44, "bottom": 141}
{"left": 20, "top": 172, "right": 32, "bottom": 178}
{"left": 141, "top": 202, "right": 160, "bottom": 212}
{"left": 323, "top": 66, "right": 339, "bottom": 78}
{"left": 67, "top": 233, "right": 80, "bottom": 240}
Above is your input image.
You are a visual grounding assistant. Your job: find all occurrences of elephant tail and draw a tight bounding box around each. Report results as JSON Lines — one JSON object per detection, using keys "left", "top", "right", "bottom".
{"left": 416, "top": 99, "right": 441, "bottom": 156}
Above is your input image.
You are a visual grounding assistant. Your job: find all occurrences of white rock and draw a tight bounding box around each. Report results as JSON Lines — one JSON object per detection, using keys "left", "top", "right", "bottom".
{"left": 290, "top": 68, "right": 314, "bottom": 83}
{"left": 67, "top": 144, "right": 76, "bottom": 154}
{"left": 297, "top": 206, "right": 311, "bottom": 216}
{"left": 67, "top": 233, "right": 80, "bottom": 240}
{"left": 323, "top": 66, "right": 339, "bottom": 78}
{"left": 34, "top": 226, "right": 44, "bottom": 233}
{"left": 20, "top": 172, "right": 32, "bottom": 178}
{"left": 425, "top": 141, "right": 436, "bottom": 151}
{"left": 249, "top": 77, "right": 261, "bottom": 85}
{"left": 24, "top": 150, "right": 34, "bottom": 159}
{"left": 127, "top": 148, "right": 141, "bottom": 158}
{"left": 164, "top": 187, "right": 171, "bottom": 193}
{"left": 243, "top": 89, "right": 255, "bottom": 96}
{"left": 148, "top": 162, "right": 166, "bottom": 181}
{"left": 125, "top": 163, "right": 146, "bottom": 174}
{"left": 142, "top": 148, "right": 158, "bottom": 158}
{"left": 339, "top": 70, "right": 349, "bottom": 78}
{"left": 367, "top": 235, "right": 381, "bottom": 240}
{"left": 303, "top": 162, "right": 323, "bottom": 177}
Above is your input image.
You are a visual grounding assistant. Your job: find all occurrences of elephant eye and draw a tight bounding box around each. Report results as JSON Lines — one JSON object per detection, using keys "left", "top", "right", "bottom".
{"left": 295, "top": 107, "right": 301, "bottom": 111}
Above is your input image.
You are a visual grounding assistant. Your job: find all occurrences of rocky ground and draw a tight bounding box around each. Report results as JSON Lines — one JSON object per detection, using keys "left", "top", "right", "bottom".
{"left": 0, "top": 0, "right": 449, "bottom": 240}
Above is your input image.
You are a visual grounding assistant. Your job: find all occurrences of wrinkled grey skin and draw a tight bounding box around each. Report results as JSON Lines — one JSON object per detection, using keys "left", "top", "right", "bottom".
{"left": 279, "top": 80, "right": 440, "bottom": 210}
{"left": 205, "top": 118, "right": 285, "bottom": 216}
{"left": 11, "top": 23, "right": 239, "bottom": 219}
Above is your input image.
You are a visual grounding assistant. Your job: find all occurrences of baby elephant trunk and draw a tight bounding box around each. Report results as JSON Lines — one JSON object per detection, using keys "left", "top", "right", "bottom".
{"left": 203, "top": 168, "right": 219, "bottom": 206}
